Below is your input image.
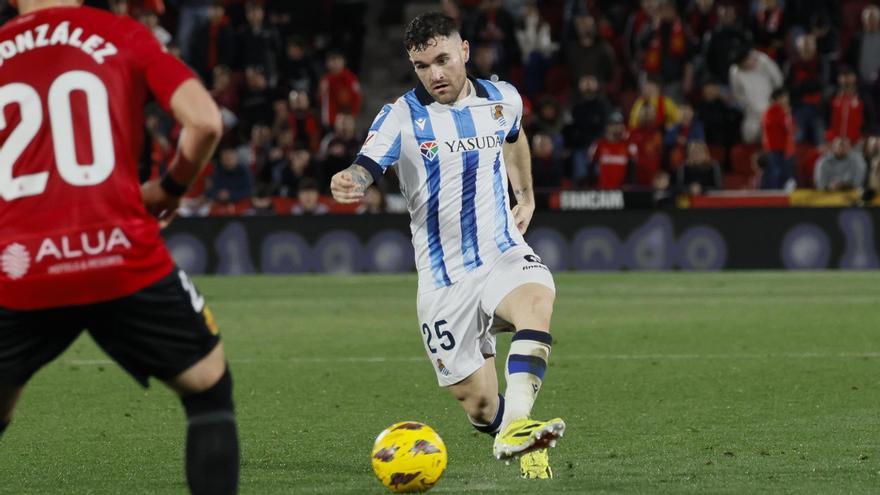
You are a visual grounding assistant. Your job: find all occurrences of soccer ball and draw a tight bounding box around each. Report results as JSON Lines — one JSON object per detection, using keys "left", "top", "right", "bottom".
{"left": 371, "top": 421, "right": 447, "bottom": 493}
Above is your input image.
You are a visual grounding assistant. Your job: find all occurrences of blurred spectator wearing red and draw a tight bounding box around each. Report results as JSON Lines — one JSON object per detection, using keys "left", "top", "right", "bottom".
{"left": 628, "top": 104, "right": 664, "bottom": 187}
{"left": 286, "top": 90, "right": 322, "bottom": 153}
{"left": 319, "top": 51, "right": 362, "bottom": 128}
{"left": 761, "top": 88, "right": 796, "bottom": 189}
{"left": 637, "top": 0, "right": 692, "bottom": 100}
{"left": 828, "top": 67, "right": 866, "bottom": 145}
{"left": 590, "top": 112, "right": 637, "bottom": 189}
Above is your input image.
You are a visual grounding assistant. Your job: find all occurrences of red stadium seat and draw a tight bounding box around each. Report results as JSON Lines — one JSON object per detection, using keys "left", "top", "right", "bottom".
{"left": 795, "top": 144, "right": 821, "bottom": 188}
{"left": 730, "top": 143, "right": 760, "bottom": 175}
{"left": 707, "top": 144, "right": 727, "bottom": 167}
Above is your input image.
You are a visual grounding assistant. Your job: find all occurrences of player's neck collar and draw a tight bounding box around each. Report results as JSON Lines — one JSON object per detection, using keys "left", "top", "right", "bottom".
{"left": 414, "top": 75, "right": 491, "bottom": 106}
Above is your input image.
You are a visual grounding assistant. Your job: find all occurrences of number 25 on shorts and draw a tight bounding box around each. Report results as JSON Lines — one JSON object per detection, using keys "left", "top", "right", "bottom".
{"left": 421, "top": 320, "right": 455, "bottom": 353}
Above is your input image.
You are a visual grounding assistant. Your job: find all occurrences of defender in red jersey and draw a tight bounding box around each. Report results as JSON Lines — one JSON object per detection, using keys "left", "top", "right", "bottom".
{"left": 0, "top": 2, "right": 238, "bottom": 494}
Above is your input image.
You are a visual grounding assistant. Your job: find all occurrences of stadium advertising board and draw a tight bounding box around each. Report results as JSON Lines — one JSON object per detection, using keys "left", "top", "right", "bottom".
{"left": 162, "top": 208, "right": 880, "bottom": 275}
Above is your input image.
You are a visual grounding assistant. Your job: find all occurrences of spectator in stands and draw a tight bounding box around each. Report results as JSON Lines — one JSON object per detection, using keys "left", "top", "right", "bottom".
{"left": 589, "top": 111, "right": 637, "bottom": 190}
{"left": 750, "top": 0, "right": 785, "bottom": 62}
{"left": 292, "top": 178, "right": 329, "bottom": 215}
{"left": 239, "top": 65, "right": 274, "bottom": 136}
{"left": 241, "top": 123, "right": 275, "bottom": 186}
{"left": 320, "top": 112, "right": 361, "bottom": 162}
{"left": 761, "top": 88, "right": 796, "bottom": 189}
{"left": 236, "top": 0, "right": 282, "bottom": 82}
{"left": 828, "top": 67, "right": 867, "bottom": 145}
{"left": 277, "top": 148, "right": 318, "bottom": 198}
{"left": 865, "top": 136, "right": 880, "bottom": 193}
{"left": 529, "top": 96, "right": 565, "bottom": 150}
{"left": 664, "top": 103, "right": 705, "bottom": 149}
{"left": 848, "top": 6, "right": 880, "bottom": 93}
{"left": 786, "top": 33, "right": 826, "bottom": 145}
{"left": 624, "top": 0, "right": 662, "bottom": 82}
{"left": 731, "top": 48, "right": 783, "bottom": 143}
{"left": 677, "top": 141, "right": 722, "bottom": 195}
{"left": 176, "top": 0, "right": 212, "bottom": 67}
{"left": 211, "top": 65, "right": 239, "bottom": 114}
{"left": 685, "top": 0, "right": 716, "bottom": 43}
{"left": 563, "top": 14, "right": 615, "bottom": 93}
{"left": 567, "top": 75, "right": 611, "bottom": 185}
{"left": 628, "top": 76, "right": 679, "bottom": 131}
{"left": 814, "top": 137, "right": 867, "bottom": 191}
{"left": 356, "top": 185, "right": 388, "bottom": 214}
{"left": 137, "top": 7, "right": 171, "bottom": 46}
{"left": 637, "top": 0, "right": 692, "bottom": 100}
{"left": 531, "top": 132, "right": 563, "bottom": 190}
{"left": 629, "top": 104, "right": 665, "bottom": 186}
{"left": 319, "top": 138, "right": 355, "bottom": 192}
{"left": 696, "top": 78, "right": 742, "bottom": 148}
{"left": 470, "top": 0, "right": 521, "bottom": 73}
{"left": 287, "top": 90, "right": 322, "bottom": 153}
{"left": 280, "top": 36, "right": 320, "bottom": 96}
{"left": 703, "top": 2, "right": 752, "bottom": 85}
{"left": 189, "top": 2, "right": 235, "bottom": 81}
{"left": 515, "top": 3, "right": 557, "bottom": 95}
{"left": 319, "top": 51, "right": 362, "bottom": 128}
{"left": 245, "top": 184, "right": 276, "bottom": 216}
{"left": 470, "top": 43, "right": 504, "bottom": 82}
{"left": 209, "top": 146, "right": 254, "bottom": 204}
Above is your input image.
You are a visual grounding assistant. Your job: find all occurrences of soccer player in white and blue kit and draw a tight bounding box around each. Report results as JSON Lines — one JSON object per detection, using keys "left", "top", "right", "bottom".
{"left": 330, "top": 12, "right": 565, "bottom": 479}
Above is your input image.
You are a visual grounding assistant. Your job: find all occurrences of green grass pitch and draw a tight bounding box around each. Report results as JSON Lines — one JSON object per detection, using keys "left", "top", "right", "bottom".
{"left": 1, "top": 272, "right": 878, "bottom": 494}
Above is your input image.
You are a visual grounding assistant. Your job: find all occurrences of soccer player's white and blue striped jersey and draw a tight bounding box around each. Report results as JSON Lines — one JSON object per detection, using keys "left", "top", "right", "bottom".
{"left": 355, "top": 77, "right": 526, "bottom": 292}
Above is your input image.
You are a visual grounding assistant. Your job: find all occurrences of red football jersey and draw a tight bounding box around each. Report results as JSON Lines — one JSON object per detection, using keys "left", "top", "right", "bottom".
{"left": 589, "top": 139, "right": 637, "bottom": 190}
{"left": 0, "top": 6, "right": 195, "bottom": 310}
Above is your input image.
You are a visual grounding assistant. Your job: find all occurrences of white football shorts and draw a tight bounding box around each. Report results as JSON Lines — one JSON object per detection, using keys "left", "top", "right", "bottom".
{"left": 415, "top": 244, "right": 555, "bottom": 386}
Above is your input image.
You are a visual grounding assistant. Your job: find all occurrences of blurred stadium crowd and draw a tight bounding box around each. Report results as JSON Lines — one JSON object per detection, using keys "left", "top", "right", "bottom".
{"left": 3, "top": 0, "right": 880, "bottom": 215}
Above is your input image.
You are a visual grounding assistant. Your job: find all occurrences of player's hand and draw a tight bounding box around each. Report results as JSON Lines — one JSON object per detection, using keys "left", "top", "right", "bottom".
{"left": 511, "top": 202, "right": 535, "bottom": 235}
{"left": 141, "top": 179, "right": 181, "bottom": 228}
{"left": 330, "top": 171, "right": 365, "bottom": 203}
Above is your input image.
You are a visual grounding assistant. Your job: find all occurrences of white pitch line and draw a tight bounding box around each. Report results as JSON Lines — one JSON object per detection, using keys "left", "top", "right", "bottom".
{"left": 64, "top": 352, "right": 880, "bottom": 367}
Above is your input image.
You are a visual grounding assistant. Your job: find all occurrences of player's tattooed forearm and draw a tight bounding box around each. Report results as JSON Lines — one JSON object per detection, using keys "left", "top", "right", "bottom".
{"left": 513, "top": 187, "right": 533, "bottom": 203}
{"left": 347, "top": 164, "right": 374, "bottom": 192}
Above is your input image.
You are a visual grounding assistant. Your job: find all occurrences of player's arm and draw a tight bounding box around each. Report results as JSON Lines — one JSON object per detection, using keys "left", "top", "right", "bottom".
{"left": 332, "top": 104, "right": 399, "bottom": 203}
{"left": 142, "top": 80, "right": 223, "bottom": 219}
{"left": 503, "top": 128, "right": 535, "bottom": 234}
{"left": 330, "top": 164, "right": 374, "bottom": 204}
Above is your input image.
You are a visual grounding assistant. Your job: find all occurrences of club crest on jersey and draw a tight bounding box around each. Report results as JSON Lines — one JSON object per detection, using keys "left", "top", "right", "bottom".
{"left": 420, "top": 141, "right": 440, "bottom": 161}
{"left": 436, "top": 358, "right": 451, "bottom": 376}
{"left": 1, "top": 243, "right": 31, "bottom": 280}
{"left": 492, "top": 104, "right": 507, "bottom": 126}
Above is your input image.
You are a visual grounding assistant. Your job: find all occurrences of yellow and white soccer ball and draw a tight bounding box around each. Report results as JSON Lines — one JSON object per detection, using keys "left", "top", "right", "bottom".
{"left": 371, "top": 421, "right": 447, "bottom": 493}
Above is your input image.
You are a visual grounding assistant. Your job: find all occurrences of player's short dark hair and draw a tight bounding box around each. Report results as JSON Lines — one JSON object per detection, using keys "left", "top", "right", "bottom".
{"left": 404, "top": 12, "right": 459, "bottom": 52}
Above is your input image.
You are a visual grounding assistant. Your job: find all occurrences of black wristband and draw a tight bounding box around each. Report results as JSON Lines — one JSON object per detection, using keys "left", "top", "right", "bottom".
{"left": 160, "top": 174, "right": 189, "bottom": 197}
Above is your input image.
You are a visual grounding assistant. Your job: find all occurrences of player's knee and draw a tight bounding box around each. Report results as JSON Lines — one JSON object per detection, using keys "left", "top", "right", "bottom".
{"left": 519, "top": 290, "right": 554, "bottom": 330}
{"left": 171, "top": 343, "right": 227, "bottom": 395}
{"left": 0, "top": 387, "right": 22, "bottom": 423}
{"left": 181, "top": 367, "right": 235, "bottom": 419}
{"left": 457, "top": 393, "right": 497, "bottom": 424}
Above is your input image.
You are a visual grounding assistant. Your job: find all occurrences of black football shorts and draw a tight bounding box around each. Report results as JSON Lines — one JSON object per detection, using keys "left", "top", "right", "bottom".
{"left": 0, "top": 268, "right": 220, "bottom": 388}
